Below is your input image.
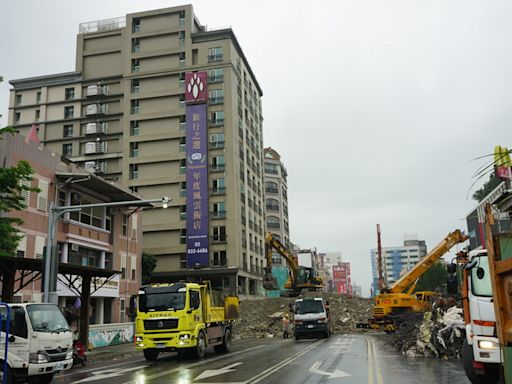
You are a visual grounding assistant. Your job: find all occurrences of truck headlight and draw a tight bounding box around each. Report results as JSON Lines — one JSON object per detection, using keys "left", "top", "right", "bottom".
{"left": 136, "top": 336, "right": 143, "bottom": 342}
{"left": 478, "top": 340, "right": 499, "bottom": 350}
{"left": 66, "top": 348, "right": 73, "bottom": 360}
{"left": 29, "top": 352, "right": 49, "bottom": 364}
{"left": 179, "top": 334, "right": 190, "bottom": 340}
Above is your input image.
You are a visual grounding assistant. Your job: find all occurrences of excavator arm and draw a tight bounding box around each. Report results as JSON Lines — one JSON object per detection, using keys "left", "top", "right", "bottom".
{"left": 389, "top": 229, "right": 468, "bottom": 294}
{"left": 263, "top": 233, "right": 298, "bottom": 290}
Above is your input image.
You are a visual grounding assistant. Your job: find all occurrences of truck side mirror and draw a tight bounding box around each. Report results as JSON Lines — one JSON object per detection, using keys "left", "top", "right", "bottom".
{"left": 13, "top": 308, "right": 27, "bottom": 339}
{"left": 447, "top": 275, "right": 458, "bottom": 295}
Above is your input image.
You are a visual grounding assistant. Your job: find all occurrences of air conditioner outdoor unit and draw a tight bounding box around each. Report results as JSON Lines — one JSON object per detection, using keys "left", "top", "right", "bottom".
{"left": 71, "top": 243, "right": 79, "bottom": 252}
{"left": 84, "top": 142, "right": 96, "bottom": 154}
{"left": 86, "top": 85, "right": 98, "bottom": 96}
{"left": 84, "top": 161, "right": 96, "bottom": 172}
{"left": 86, "top": 123, "right": 97, "bottom": 134}
{"left": 86, "top": 104, "right": 98, "bottom": 115}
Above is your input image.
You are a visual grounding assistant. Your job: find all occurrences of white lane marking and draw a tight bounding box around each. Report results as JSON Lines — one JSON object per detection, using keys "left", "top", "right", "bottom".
{"left": 194, "top": 362, "right": 243, "bottom": 381}
{"left": 122, "top": 345, "right": 264, "bottom": 384}
{"left": 72, "top": 365, "right": 148, "bottom": 383}
{"left": 246, "top": 339, "right": 326, "bottom": 384}
{"left": 309, "top": 361, "right": 351, "bottom": 379}
{"left": 58, "top": 358, "right": 147, "bottom": 378}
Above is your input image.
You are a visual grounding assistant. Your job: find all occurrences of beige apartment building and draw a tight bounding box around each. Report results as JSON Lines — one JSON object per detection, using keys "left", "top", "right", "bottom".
{"left": 8, "top": 5, "right": 266, "bottom": 297}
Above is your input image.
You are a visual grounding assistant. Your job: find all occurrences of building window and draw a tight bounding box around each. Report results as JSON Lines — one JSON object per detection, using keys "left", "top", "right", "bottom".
{"left": 264, "top": 162, "right": 279, "bottom": 175}
{"left": 120, "top": 298, "right": 126, "bottom": 323}
{"left": 14, "top": 112, "right": 20, "bottom": 122}
{"left": 211, "top": 178, "right": 225, "bottom": 194}
{"left": 63, "top": 124, "right": 73, "bottom": 138}
{"left": 129, "top": 164, "right": 138, "bottom": 180}
{"left": 130, "top": 142, "right": 139, "bottom": 157}
{"left": 64, "top": 106, "right": 74, "bottom": 119}
{"left": 122, "top": 214, "right": 128, "bottom": 237}
{"left": 208, "top": 68, "right": 224, "bottom": 83}
{"left": 15, "top": 94, "right": 22, "bottom": 105}
{"left": 131, "top": 59, "right": 140, "bottom": 73}
{"left": 179, "top": 72, "right": 186, "bottom": 90}
{"left": 180, "top": 159, "right": 186, "bottom": 174}
{"left": 209, "top": 111, "right": 224, "bottom": 127}
{"left": 179, "top": 31, "right": 185, "bottom": 47}
{"left": 179, "top": 115, "right": 186, "bottom": 131}
{"left": 65, "top": 88, "right": 75, "bottom": 100}
{"left": 36, "top": 91, "right": 41, "bottom": 104}
{"left": 210, "top": 155, "right": 225, "bottom": 172}
{"left": 266, "top": 198, "right": 280, "bottom": 212}
{"left": 131, "top": 100, "right": 139, "bottom": 114}
{"left": 126, "top": 123, "right": 138, "bottom": 139}
{"left": 35, "top": 110, "right": 40, "bottom": 121}
{"left": 131, "top": 79, "right": 139, "bottom": 93}
{"left": 209, "top": 89, "right": 224, "bottom": 105}
{"left": 212, "top": 251, "right": 227, "bottom": 267}
{"left": 131, "top": 38, "right": 140, "bottom": 53}
{"left": 179, "top": 10, "right": 186, "bottom": 27}
{"left": 180, "top": 205, "right": 187, "bottom": 220}
{"left": 208, "top": 47, "right": 223, "bottom": 62}
{"left": 209, "top": 133, "right": 224, "bottom": 150}
{"left": 68, "top": 245, "right": 102, "bottom": 268}
{"left": 20, "top": 179, "right": 31, "bottom": 207}
{"left": 212, "top": 202, "right": 226, "bottom": 219}
{"left": 180, "top": 253, "right": 186, "bottom": 269}
{"left": 179, "top": 52, "right": 186, "bottom": 67}
{"left": 212, "top": 226, "right": 226, "bottom": 242}
{"left": 267, "top": 216, "right": 280, "bottom": 229}
{"left": 179, "top": 94, "right": 185, "bottom": 108}
{"left": 180, "top": 228, "right": 187, "bottom": 244}
{"left": 265, "top": 181, "right": 278, "bottom": 194}
{"left": 132, "top": 18, "right": 140, "bottom": 33}
{"left": 37, "top": 179, "right": 49, "bottom": 212}
{"left": 62, "top": 143, "right": 73, "bottom": 157}
{"left": 179, "top": 137, "right": 186, "bottom": 152}
{"left": 68, "top": 193, "right": 105, "bottom": 229}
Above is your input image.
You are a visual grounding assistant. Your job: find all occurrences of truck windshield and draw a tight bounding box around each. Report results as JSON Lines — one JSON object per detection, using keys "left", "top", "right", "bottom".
{"left": 296, "top": 300, "right": 324, "bottom": 314}
{"left": 139, "top": 292, "right": 185, "bottom": 312}
{"left": 27, "top": 305, "right": 69, "bottom": 333}
{"left": 471, "top": 255, "right": 492, "bottom": 297}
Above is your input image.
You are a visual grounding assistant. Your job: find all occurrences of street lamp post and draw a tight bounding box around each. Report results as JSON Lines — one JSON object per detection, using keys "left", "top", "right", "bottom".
{"left": 43, "top": 197, "right": 169, "bottom": 304}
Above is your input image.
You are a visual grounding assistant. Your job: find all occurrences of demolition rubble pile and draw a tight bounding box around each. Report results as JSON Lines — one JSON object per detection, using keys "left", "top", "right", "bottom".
{"left": 387, "top": 305, "right": 466, "bottom": 359}
{"left": 233, "top": 293, "right": 372, "bottom": 339}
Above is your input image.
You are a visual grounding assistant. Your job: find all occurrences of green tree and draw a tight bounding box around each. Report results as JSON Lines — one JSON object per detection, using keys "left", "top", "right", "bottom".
{"left": 415, "top": 261, "right": 448, "bottom": 293}
{"left": 472, "top": 174, "right": 502, "bottom": 202}
{"left": 141, "top": 252, "right": 157, "bottom": 284}
{"left": 0, "top": 129, "right": 39, "bottom": 257}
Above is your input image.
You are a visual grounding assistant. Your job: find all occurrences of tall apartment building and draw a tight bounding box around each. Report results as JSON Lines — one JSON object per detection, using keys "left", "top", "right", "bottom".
{"left": 8, "top": 5, "right": 266, "bottom": 297}
{"left": 370, "top": 235, "right": 427, "bottom": 295}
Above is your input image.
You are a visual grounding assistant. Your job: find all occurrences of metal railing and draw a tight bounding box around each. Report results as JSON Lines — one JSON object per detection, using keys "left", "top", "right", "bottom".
{"left": 79, "top": 17, "right": 126, "bottom": 33}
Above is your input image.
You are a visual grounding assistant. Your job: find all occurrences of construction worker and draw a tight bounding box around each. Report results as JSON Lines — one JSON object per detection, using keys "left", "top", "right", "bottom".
{"left": 282, "top": 313, "right": 291, "bottom": 339}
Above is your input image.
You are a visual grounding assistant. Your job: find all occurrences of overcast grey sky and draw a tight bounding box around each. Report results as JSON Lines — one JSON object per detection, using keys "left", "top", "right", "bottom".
{"left": 1, "top": 1, "right": 509, "bottom": 296}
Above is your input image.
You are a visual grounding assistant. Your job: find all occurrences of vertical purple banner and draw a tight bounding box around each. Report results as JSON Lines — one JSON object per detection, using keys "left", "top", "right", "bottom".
{"left": 186, "top": 104, "right": 209, "bottom": 267}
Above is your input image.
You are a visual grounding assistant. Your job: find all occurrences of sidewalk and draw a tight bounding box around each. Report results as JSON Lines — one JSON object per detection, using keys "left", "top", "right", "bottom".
{"left": 87, "top": 342, "right": 141, "bottom": 365}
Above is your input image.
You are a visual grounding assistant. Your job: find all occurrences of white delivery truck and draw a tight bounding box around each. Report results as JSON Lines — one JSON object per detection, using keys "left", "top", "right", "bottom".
{"left": 0, "top": 303, "right": 73, "bottom": 384}
{"left": 292, "top": 297, "right": 330, "bottom": 339}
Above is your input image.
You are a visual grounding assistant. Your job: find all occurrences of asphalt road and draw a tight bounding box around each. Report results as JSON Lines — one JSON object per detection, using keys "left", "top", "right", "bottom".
{"left": 53, "top": 334, "right": 471, "bottom": 384}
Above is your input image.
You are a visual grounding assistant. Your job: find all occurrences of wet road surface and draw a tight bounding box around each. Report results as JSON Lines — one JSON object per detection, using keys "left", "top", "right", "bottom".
{"left": 53, "top": 334, "right": 470, "bottom": 384}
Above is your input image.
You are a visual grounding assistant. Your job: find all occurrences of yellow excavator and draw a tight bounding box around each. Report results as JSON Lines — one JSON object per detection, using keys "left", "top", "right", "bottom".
{"left": 262, "top": 233, "right": 323, "bottom": 296}
{"left": 365, "top": 229, "right": 468, "bottom": 331}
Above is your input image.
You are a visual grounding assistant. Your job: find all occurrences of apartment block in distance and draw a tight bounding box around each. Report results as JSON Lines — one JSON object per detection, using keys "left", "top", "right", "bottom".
{"left": 370, "top": 235, "right": 427, "bottom": 295}
{"left": 8, "top": 5, "right": 266, "bottom": 297}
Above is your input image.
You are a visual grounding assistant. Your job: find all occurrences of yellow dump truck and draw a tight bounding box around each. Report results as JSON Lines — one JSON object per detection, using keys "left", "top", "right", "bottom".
{"left": 133, "top": 281, "right": 239, "bottom": 361}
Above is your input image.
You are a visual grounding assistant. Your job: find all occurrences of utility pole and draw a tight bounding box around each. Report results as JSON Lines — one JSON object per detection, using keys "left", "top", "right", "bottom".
{"left": 377, "top": 224, "right": 384, "bottom": 292}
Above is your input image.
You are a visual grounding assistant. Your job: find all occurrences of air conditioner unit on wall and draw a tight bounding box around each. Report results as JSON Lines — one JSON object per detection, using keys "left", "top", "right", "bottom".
{"left": 86, "top": 85, "right": 99, "bottom": 97}
{"left": 71, "top": 243, "right": 79, "bottom": 252}
{"left": 84, "top": 161, "right": 96, "bottom": 172}
{"left": 86, "top": 123, "right": 97, "bottom": 134}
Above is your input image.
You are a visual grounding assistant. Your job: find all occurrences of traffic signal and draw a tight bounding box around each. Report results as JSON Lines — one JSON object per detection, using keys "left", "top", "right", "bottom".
{"left": 494, "top": 145, "right": 512, "bottom": 180}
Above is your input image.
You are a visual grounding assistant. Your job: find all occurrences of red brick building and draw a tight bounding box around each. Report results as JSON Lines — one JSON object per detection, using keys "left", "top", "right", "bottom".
{"left": 1, "top": 132, "right": 143, "bottom": 324}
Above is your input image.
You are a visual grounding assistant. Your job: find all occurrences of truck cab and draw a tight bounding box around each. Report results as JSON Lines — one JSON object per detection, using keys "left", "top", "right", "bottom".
{"left": 0, "top": 303, "right": 73, "bottom": 384}
{"left": 292, "top": 297, "right": 330, "bottom": 339}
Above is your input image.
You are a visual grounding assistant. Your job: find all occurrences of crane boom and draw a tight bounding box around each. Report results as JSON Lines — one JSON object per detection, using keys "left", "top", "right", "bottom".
{"left": 389, "top": 229, "right": 468, "bottom": 294}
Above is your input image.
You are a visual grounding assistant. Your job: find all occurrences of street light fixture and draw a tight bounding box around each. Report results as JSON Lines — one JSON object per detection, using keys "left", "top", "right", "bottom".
{"left": 43, "top": 197, "right": 170, "bottom": 304}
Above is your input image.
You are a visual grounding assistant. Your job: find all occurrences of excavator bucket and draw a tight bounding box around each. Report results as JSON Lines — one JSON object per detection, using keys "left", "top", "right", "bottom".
{"left": 262, "top": 267, "right": 279, "bottom": 290}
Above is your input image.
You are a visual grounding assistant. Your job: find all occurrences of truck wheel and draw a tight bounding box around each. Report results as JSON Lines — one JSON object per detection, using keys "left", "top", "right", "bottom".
{"left": 214, "top": 329, "right": 232, "bottom": 353}
{"left": 143, "top": 348, "right": 159, "bottom": 362}
{"left": 462, "top": 339, "right": 500, "bottom": 384}
{"left": 194, "top": 331, "right": 206, "bottom": 358}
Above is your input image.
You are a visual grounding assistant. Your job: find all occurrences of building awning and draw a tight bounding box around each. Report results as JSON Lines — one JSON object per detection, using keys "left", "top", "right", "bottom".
{"left": 0, "top": 256, "right": 120, "bottom": 278}
{"left": 151, "top": 267, "right": 239, "bottom": 283}
{"left": 56, "top": 172, "right": 149, "bottom": 204}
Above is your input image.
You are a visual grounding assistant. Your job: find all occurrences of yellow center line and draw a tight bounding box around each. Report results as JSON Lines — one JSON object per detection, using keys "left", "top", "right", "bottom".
{"left": 366, "top": 337, "right": 374, "bottom": 384}
{"left": 370, "top": 337, "right": 384, "bottom": 384}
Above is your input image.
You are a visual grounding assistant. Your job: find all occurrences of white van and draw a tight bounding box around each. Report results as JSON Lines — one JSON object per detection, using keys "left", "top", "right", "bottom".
{"left": 292, "top": 297, "right": 330, "bottom": 339}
